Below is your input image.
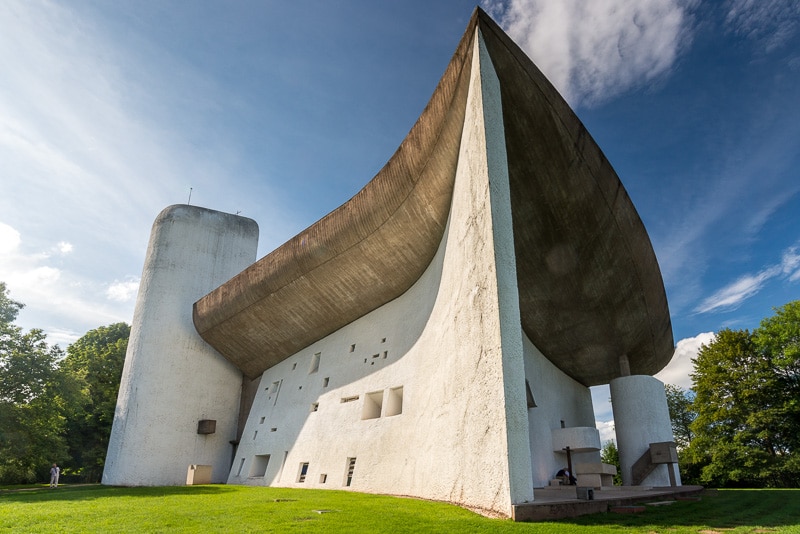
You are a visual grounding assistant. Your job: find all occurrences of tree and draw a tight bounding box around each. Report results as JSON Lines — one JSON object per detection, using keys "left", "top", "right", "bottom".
{"left": 0, "top": 283, "right": 68, "bottom": 484}
{"left": 60, "top": 323, "right": 129, "bottom": 482}
{"left": 665, "top": 384, "right": 695, "bottom": 449}
{"left": 689, "top": 301, "right": 800, "bottom": 487}
{"left": 600, "top": 440, "right": 622, "bottom": 485}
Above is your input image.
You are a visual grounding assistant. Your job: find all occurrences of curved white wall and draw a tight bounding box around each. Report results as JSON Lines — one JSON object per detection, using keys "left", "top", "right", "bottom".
{"left": 103, "top": 205, "right": 258, "bottom": 486}
{"left": 610, "top": 375, "right": 679, "bottom": 486}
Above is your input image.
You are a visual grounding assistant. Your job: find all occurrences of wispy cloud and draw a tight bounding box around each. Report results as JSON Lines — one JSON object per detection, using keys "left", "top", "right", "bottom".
{"left": 484, "top": 0, "right": 697, "bottom": 106}
{"left": 696, "top": 245, "right": 800, "bottom": 313}
{"left": 725, "top": 0, "right": 800, "bottom": 53}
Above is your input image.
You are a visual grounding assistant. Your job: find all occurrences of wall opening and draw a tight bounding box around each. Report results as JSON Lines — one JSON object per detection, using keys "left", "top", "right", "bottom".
{"left": 341, "top": 395, "right": 359, "bottom": 403}
{"left": 323, "top": 377, "right": 330, "bottom": 387}
{"left": 259, "top": 416, "right": 265, "bottom": 424}
{"left": 525, "top": 379, "right": 537, "bottom": 408}
{"left": 253, "top": 430, "right": 258, "bottom": 440}
{"left": 361, "top": 390, "right": 383, "bottom": 420}
{"left": 278, "top": 451, "right": 288, "bottom": 482}
{"left": 319, "top": 473, "right": 327, "bottom": 484}
{"left": 271, "top": 380, "right": 282, "bottom": 406}
{"left": 309, "top": 352, "right": 321, "bottom": 374}
{"left": 350, "top": 344, "right": 356, "bottom": 352}
{"left": 385, "top": 386, "right": 403, "bottom": 416}
{"left": 297, "top": 462, "right": 309, "bottom": 483}
{"left": 236, "top": 458, "right": 245, "bottom": 477}
{"left": 249, "top": 454, "right": 270, "bottom": 478}
{"left": 310, "top": 402, "right": 319, "bottom": 412}
{"left": 344, "top": 457, "right": 356, "bottom": 487}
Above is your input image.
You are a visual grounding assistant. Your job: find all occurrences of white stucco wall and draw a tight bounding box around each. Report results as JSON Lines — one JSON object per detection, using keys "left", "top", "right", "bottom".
{"left": 103, "top": 205, "right": 258, "bottom": 486}
{"left": 227, "top": 30, "right": 601, "bottom": 516}
{"left": 610, "top": 375, "right": 680, "bottom": 486}
{"left": 522, "top": 334, "right": 600, "bottom": 485}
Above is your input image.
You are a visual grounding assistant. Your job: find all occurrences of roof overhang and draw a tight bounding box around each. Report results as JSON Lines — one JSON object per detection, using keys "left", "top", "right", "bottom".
{"left": 193, "top": 8, "right": 673, "bottom": 385}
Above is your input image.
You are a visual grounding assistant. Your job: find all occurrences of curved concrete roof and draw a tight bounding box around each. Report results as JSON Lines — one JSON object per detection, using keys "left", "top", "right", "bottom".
{"left": 194, "top": 8, "right": 673, "bottom": 385}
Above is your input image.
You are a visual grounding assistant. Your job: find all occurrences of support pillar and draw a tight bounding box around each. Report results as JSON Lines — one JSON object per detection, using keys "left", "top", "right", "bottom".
{"left": 610, "top": 375, "right": 680, "bottom": 487}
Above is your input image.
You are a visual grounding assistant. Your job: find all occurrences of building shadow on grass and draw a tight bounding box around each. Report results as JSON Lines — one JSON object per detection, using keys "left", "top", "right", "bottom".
{"left": 0, "top": 484, "right": 238, "bottom": 503}
{"left": 557, "top": 489, "right": 800, "bottom": 531}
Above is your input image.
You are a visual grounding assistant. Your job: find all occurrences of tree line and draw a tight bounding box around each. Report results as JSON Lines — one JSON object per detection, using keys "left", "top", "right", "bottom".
{"left": 666, "top": 300, "right": 799, "bottom": 487}
{"left": 0, "top": 282, "right": 128, "bottom": 484}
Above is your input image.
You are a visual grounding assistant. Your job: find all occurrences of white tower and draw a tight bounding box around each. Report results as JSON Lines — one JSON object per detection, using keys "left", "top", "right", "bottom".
{"left": 103, "top": 205, "right": 258, "bottom": 485}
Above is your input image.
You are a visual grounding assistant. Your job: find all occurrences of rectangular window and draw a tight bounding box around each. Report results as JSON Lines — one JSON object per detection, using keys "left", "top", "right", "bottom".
{"left": 323, "top": 377, "right": 330, "bottom": 387}
{"left": 253, "top": 430, "right": 258, "bottom": 440}
{"left": 344, "top": 457, "right": 356, "bottom": 487}
{"left": 310, "top": 402, "right": 319, "bottom": 412}
{"left": 350, "top": 344, "right": 356, "bottom": 352}
{"left": 385, "top": 386, "right": 403, "bottom": 416}
{"left": 259, "top": 416, "right": 265, "bottom": 424}
{"left": 236, "top": 458, "right": 246, "bottom": 477}
{"left": 249, "top": 454, "right": 270, "bottom": 478}
{"left": 361, "top": 390, "right": 383, "bottom": 420}
{"left": 341, "top": 395, "right": 359, "bottom": 403}
{"left": 298, "top": 462, "right": 309, "bottom": 483}
{"left": 319, "top": 474, "right": 327, "bottom": 484}
{"left": 309, "top": 352, "right": 321, "bottom": 374}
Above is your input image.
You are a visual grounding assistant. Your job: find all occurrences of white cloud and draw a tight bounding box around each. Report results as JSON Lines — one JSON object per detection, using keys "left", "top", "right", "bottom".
{"left": 106, "top": 278, "right": 140, "bottom": 302}
{"left": 695, "top": 244, "right": 800, "bottom": 313}
{"left": 485, "top": 0, "right": 696, "bottom": 106}
{"left": 596, "top": 419, "right": 616, "bottom": 445}
{"left": 0, "top": 222, "right": 21, "bottom": 254}
{"left": 57, "top": 241, "right": 73, "bottom": 255}
{"left": 656, "top": 332, "right": 715, "bottom": 389}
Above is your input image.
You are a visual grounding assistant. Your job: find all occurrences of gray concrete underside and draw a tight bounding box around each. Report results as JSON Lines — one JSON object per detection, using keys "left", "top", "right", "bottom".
{"left": 193, "top": 8, "right": 673, "bottom": 386}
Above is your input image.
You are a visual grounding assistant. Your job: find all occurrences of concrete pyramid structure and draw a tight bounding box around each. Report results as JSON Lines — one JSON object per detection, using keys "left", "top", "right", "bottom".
{"left": 104, "top": 9, "right": 678, "bottom": 518}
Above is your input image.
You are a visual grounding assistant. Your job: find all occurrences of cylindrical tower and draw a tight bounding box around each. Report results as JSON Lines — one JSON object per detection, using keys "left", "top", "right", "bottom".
{"left": 103, "top": 205, "right": 258, "bottom": 485}
{"left": 610, "top": 375, "right": 680, "bottom": 486}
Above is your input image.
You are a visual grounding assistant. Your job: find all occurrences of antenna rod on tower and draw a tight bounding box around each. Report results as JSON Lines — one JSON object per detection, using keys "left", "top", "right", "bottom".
{"left": 188, "top": 187, "right": 193, "bottom": 205}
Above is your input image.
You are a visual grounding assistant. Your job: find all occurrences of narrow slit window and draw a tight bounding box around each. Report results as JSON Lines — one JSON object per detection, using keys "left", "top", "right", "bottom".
{"left": 253, "top": 430, "right": 258, "bottom": 440}
{"left": 341, "top": 395, "right": 359, "bottom": 403}
{"left": 236, "top": 458, "right": 246, "bottom": 477}
{"left": 350, "top": 344, "right": 356, "bottom": 353}
{"left": 345, "top": 457, "right": 356, "bottom": 487}
{"left": 259, "top": 416, "right": 265, "bottom": 424}
{"left": 309, "top": 352, "right": 321, "bottom": 374}
{"left": 323, "top": 377, "right": 330, "bottom": 387}
{"left": 271, "top": 380, "right": 282, "bottom": 406}
{"left": 525, "top": 379, "right": 537, "bottom": 408}
{"left": 319, "top": 474, "right": 327, "bottom": 484}
{"left": 297, "top": 462, "right": 309, "bottom": 483}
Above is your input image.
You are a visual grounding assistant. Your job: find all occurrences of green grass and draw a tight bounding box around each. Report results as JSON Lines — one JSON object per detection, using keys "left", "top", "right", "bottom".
{"left": 1, "top": 485, "right": 799, "bottom": 533}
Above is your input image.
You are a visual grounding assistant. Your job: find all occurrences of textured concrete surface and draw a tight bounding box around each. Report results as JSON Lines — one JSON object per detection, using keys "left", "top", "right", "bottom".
{"left": 103, "top": 205, "right": 258, "bottom": 486}
{"left": 193, "top": 8, "right": 673, "bottom": 387}
{"left": 610, "top": 375, "right": 680, "bottom": 486}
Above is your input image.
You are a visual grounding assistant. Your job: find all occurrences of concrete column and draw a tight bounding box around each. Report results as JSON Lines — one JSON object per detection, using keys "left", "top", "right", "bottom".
{"left": 103, "top": 205, "right": 258, "bottom": 486}
{"left": 610, "top": 375, "right": 680, "bottom": 486}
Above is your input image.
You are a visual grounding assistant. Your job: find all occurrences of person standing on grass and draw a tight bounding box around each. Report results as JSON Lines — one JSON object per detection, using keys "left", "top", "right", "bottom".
{"left": 49, "top": 463, "right": 60, "bottom": 488}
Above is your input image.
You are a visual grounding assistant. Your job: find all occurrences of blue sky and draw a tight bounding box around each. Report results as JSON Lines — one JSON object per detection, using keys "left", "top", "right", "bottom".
{"left": 1, "top": 1, "right": 799, "bottom": 436}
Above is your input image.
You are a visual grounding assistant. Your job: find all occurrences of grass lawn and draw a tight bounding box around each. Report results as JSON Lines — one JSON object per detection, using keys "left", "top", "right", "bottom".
{"left": 1, "top": 485, "right": 799, "bottom": 533}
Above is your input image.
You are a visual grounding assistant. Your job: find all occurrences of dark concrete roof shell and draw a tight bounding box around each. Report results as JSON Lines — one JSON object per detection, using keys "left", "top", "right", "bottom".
{"left": 193, "top": 8, "right": 673, "bottom": 386}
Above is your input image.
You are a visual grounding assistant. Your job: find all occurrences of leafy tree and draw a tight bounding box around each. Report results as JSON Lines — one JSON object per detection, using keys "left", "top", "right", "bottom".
{"left": 665, "top": 384, "right": 695, "bottom": 449}
{"left": 0, "top": 283, "right": 67, "bottom": 484}
{"left": 600, "top": 440, "right": 622, "bottom": 485}
{"left": 60, "top": 323, "right": 129, "bottom": 482}
{"left": 664, "top": 383, "right": 703, "bottom": 484}
{"left": 689, "top": 301, "right": 800, "bottom": 488}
